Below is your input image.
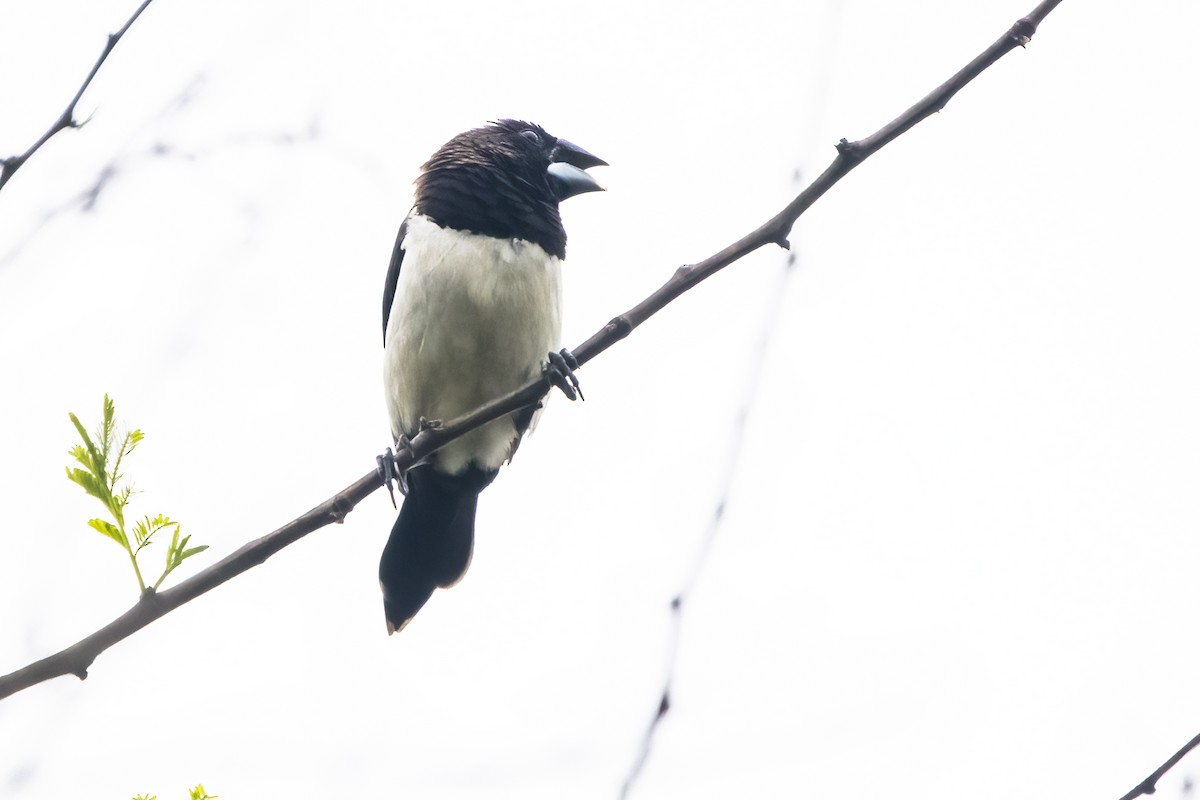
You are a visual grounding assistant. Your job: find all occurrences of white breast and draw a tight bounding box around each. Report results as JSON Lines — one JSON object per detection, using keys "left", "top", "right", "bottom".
{"left": 383, "top": 214, "right": 563, "bottom": 474}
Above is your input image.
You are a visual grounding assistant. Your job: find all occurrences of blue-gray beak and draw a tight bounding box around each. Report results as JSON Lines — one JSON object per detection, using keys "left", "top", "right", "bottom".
{"left": 548, "top": 138, "right": 606, "bottom": 201}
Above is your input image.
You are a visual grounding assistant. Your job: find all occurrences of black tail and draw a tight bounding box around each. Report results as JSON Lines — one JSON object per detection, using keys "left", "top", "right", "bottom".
{"left": 379, "top": 464, "right": 497, "bottom": 634}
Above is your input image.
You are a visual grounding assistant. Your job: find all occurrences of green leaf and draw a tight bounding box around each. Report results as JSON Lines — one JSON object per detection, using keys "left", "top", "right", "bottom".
{"left": 99, "top": 395, "right": 116, "bottom": 461}
{"left": 88, "top": 518, "right": 128, "bottom": 549}
{"left": 133, "top": 514, "right": 176, "bottom": 554}
{"left": 154, "top": 524, "right": 201, "bottom": 589}
{"left": 68, "top": 412, "right": 98, "bottom": 462}
{"left": 71, "top": 408, "right": 109, "bottom": 490}
{"left": 111, "top": 426, "right": 144, "bottom": 489}
{"left": 132, "top": 519, "right": 151, "bottom": 551}
{"left": 67, "top": 443, "right": 94, "bottom": 471}
{"left": 65, "top": 467, "right": 109, "bottom": 502}
{"left": 68, "top": 395, "right": 191, "bottom": 597}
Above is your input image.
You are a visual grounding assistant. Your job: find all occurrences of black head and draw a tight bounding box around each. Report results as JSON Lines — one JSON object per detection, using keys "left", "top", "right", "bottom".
{"left": 413, "top": 119, "right": 605, "bottom": 260}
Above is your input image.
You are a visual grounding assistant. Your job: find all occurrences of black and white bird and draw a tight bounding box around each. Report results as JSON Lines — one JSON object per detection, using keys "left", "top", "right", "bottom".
{"left": 379, "top": 119, "right": 605, "bottom": 635}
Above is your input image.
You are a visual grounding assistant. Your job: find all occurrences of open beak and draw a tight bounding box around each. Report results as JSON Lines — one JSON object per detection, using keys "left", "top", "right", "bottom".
{"left": 548, "top": 138, "right": 607, "bottom": 201}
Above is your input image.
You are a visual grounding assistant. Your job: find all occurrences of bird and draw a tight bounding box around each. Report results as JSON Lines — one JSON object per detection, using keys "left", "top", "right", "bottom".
{"left": 378, "top": 119, "right": 605, "bottom": 635}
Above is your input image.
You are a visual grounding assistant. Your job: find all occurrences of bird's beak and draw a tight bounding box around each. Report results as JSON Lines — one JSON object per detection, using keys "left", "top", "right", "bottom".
{"left": 548, "top": 139, "right": 606, "bottom": 201}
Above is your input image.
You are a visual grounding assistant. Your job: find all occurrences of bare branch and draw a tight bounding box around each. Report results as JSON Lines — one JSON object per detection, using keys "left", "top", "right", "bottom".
{"left": 0, "top": 0, "right": 1063, "bottom": 700}
{"left": 1118, "top": 731, "right": 1200, "bottom": 800}
{"left": 575, "top": 0, "right": 1063, "bottom": 371}
{"left": 0, "top": 0, "right": 155, "bottom": 193}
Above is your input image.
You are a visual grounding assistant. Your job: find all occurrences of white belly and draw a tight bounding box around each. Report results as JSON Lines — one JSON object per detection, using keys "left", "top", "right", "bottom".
{"left": 383, "top": 214, "right": 563, "bottom": 474}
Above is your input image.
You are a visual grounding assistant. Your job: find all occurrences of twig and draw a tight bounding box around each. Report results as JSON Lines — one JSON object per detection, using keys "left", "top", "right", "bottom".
{"left": 0, "top": 0, "right": 155, "bottom": 193}
{"left": 619, "top": 230, "right": 800, "bottom": 800}
{"left": 614, "top": 1, "right": 1063, "bottom": 797}
{"left": 1119, "top": 731, "right": 1200, "bottom": 800}
{"left": 0, "top": 0, "right": 1062, "bottom": 701}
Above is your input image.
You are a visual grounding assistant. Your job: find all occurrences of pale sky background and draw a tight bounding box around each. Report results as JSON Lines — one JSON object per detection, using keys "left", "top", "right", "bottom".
{"left": 1, "top": 1, "right": 1199, "bottom": 798}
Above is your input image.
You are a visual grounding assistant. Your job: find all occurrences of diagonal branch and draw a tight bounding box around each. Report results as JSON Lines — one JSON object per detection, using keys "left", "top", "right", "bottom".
{"left": 575, "top": 0, "right": 1062, "bottom": 371}
{"left": 1118, "top": 730, "right": 1200, "bottom": 800}
{"left": 0, "top": 0, "right": 155, "bottom": 193}
{"left": 0, "top": 0, "right": 1062, "bottom": 701}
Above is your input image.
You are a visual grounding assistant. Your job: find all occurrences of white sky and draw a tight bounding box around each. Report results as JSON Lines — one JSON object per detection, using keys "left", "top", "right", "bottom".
{"left": 2, "top": 1, "right": 1199, "bottom": 798}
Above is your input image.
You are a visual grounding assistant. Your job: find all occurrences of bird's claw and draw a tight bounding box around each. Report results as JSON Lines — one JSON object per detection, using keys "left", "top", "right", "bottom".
{"left": 376, "top": 448, "right": 399, "bottom": 509}
{"left": 545, "top": 348, "right": 584, "bottom": 401}
{"left": 377, "top": 438, "right": 413, "bottom": 508}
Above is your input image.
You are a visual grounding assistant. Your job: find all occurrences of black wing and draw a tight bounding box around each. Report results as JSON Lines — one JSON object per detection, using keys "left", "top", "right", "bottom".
{"left": 382, "top": 216, "right": 410, "bottom": 346}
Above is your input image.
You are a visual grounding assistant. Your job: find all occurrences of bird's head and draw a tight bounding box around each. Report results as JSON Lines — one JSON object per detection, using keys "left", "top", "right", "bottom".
{"left": 421, "top": 119, "right": 605, "bottom": 202}
{"left": 413, "top": 120, "right": 605, "bottom": 259}
{"left": 493, "top": 119, "right": 608, "bottom": 201}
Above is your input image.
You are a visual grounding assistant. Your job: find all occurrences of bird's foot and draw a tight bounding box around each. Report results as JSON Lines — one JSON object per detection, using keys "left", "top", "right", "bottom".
{"left": 417, "top": 416, "right": 443, "bottom": 431}
{"left": 544, "top": 348, "right": 584, "bottom": 402}
{"left": 376, "top": 436, "right": 415, "bottom": 508}
{"left": 376, "top": 448, "right": 399, "bottom": 509}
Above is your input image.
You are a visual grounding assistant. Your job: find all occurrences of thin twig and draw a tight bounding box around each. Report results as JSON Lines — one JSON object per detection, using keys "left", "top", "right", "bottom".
{"left": 0, "top": 0, "right": 1063, "bottom": 702}
{"left": 1119, "top": 731, "right": 1200, "bottom": 800}
{"left": 0, "top": 0, "right": 155, "bottom": 193}
{"left": 619, "top": 228, "right": 800, "bottom": 800}
{"left": 615, "top": 1, "right": 1063, "bottom": 797}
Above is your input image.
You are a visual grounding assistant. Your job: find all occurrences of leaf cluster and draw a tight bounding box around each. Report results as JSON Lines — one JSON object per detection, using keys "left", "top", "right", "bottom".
{"left": 65, "top": 395, "right": 207, "bottom": 594}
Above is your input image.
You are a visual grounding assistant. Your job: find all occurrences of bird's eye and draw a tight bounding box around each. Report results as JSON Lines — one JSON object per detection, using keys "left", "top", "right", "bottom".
{"left": 520, "top": 130, "right": 543, "bottom": 146}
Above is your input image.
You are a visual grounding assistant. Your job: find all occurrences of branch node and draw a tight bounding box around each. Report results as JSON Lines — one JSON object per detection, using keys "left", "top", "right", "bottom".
{"left": 607, "top": 315, "right": 634, "bottom": 340}
{"left": 328, "top": 498, "right": 352, "bottom": 523}
{"left": 836, "top": 137, "right": 866, "bottom": 165}
{"left": 1011, "top": 14, "right": 1042, "bottom": 47}
{"left": 72, "top": 668, "right": 89, "bottom": 681}
{"left": 656, "top": 691, "right": 671, "bottom": 718}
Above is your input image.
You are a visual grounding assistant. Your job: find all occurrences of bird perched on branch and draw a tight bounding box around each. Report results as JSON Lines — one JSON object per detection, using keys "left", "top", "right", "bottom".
{"left": 378, "top": 119, "right": 605, "bottom": 634}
